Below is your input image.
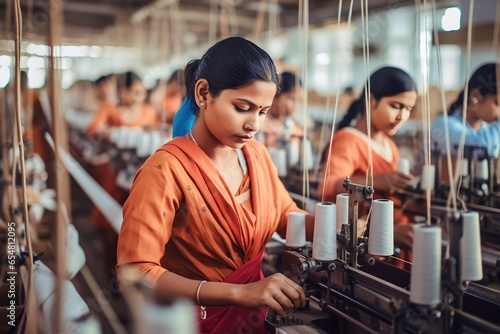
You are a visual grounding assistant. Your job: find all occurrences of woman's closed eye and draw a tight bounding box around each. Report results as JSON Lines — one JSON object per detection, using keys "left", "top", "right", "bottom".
{"left": 235, "top": 105, "right": 268, "bottom": 116}
{"left": 391, "top": 103, "right": 412, "bottom": 112}
{"left": 235, "top": 105, "right": 251, "bottom": 112}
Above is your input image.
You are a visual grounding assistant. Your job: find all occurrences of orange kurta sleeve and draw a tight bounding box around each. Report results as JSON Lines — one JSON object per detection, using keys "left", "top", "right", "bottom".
{"left": 117, "top": 151, "right": 182, "bottom": 283}
{"left": 87, "top": 103, "right": 120, "bottom": 136}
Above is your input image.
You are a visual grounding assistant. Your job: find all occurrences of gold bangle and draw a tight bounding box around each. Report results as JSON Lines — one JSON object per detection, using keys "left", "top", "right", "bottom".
{"left": 196, "top": 280, "right": 207, "bottom": 320}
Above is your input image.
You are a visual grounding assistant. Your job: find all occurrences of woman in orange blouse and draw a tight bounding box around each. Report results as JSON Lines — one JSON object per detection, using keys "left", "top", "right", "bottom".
{"left": 87, "top": 72, "right": 159, "bottom": 278}
{"left": 86, "top": 71, "right": 159, "bottom": 210}
{"left": 319, "top": 66, "right": 418, "bottom": 264}
{"left": 117, "top": 37, "right": 314, "bottom": 334}
{"left": 87, "top": 71, "right": 158, "bottom": 138}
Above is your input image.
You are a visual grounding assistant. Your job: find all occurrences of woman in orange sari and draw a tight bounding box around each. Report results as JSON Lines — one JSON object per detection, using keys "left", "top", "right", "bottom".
{"left": 318, "top": 67, "right": 418, "bottom": 267}
{"left": 117, "top": 37, "right": 314, "bottom": 334}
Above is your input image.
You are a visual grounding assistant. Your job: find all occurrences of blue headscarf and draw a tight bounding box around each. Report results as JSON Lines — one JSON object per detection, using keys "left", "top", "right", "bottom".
{"left": 172, "top": 97, "right": 198, "bottom": 137}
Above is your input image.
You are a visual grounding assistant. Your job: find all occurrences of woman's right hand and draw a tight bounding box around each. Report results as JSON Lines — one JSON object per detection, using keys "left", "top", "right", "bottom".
{"left": 236, "top": 273, "right": 306, "bottom": 317}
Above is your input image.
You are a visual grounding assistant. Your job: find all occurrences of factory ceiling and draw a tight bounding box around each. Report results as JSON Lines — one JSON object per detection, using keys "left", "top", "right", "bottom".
{"left": 1, "top": 0, "right": 465, "bottom": 49}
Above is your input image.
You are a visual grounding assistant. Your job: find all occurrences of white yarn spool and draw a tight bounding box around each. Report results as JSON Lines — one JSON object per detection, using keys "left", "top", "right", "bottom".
{"left": 41, "top": 280, "right": 91, "bottom": 334}
{"left": 397, "top": 158, "right": 410, "bottom": 175}
{"left": 474, "top": 159, "right": 489, "bottom": 180}
{"left": 410, "top": 225, "right": 442, "bottom": 305}
{"left": 137, "top": 131, "right": 152, "bottom": 158}
{"left": 285, "top": 211, "right": 307, "bottom": 248}
{"left": 312, "top": 202, "right": 337, "bottom": 261}
{"left": 267, "top": 147, "right": 287, "bottom": 177}
{"left": 149, "top": 131, "right": 164, "bottom": 154}
{"left": 368, "top": 199, "right": 394, "bottom": 256}
{"left": 30, "top": 203, "right": 44, "bottom": 222}
{"left": 126, "top": 128, "right": 142, "bottom": 149}
{"left": 420, "top": 164, "right": 435, "bottom": 191}
{"left": 286, "top": 140, "right": 300, "bottom": 167}
{"left": 116, "top": 127, "right": 129, "bottom": 149}
{"left": 65, "top": 224, "right": 86, "bottom": 280}
{"left": 461, "top": 211, "right": 483, "bottom": 281}
{"left": 33, "top": 262, "right": 57, "bottom": 306}
{"left": 299, "top": 138, "right": 314, "bottom": 171}
{"left": 460, "top": 158, "right": 469, "bottom": 176}
{"left": 109, "top": 127, "right": 120, "bottom": 145}
{"left": 138, "top": 300, "right": 197, "bottom": 334}
{"left": 336, "top": 193, "right": 349, "bottom": 234}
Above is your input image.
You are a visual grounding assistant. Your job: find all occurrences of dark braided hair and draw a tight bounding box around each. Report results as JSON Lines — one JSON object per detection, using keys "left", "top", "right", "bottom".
{"left": 448, "top": 63, "right": 498, "bottom": 115}
{"left": 338, "top": 66, "right": 417, "bottom": 129}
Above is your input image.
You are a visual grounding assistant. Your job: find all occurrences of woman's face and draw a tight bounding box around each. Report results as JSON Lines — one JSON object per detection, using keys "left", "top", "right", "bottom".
{"left": 203, "top": 80, "right": 277, "bottom": 148}
{"left": 121, "top": 81, "right": 147, "bottom": 106}
{"left": 270, "top": 87, "right": 302, "bottom": 118}
{"left": 474, "top": 94, "right": 499, "bottom": 123}
{"left": 370, "top": 90, "right": 417, "bottom": 136}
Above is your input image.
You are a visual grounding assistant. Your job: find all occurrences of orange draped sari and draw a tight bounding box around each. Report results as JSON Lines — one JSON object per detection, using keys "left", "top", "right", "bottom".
{"left": 117, "top": 138, "right": 301, "bottom": 332}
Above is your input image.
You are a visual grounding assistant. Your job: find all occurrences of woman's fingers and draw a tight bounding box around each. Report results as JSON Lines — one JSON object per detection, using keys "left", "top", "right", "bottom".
{"left": 265, "top": 274, "right": 306, "bottom": 314}
{"left": 280, "top": 277, "right": 306, "bottom": 309}
{"left": 268, "top": 296, "right": 287, "bottom": 317}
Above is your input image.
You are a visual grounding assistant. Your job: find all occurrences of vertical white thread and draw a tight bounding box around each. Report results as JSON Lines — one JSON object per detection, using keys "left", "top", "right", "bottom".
{"left": 361, "top": 0, "right": 373, "bottom": 187}
{"left": 320, "top": 0, "right": 354, "bottom": 202}
{"left": 431, "top": 0, "right": 458, "bottom": 210}
{"left": 454, "top": 0, "right": 475, "bottom": 212}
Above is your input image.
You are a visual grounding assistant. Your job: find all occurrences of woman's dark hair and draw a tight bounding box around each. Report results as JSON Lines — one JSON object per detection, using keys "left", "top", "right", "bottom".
{"left": 117, "top": 71, "right": 141, "bottom": 91}
{"left": 279, "top": 71, "right": 301, "bottom": 95}
{"left": 94, "top": 74, "right": 113, "bottom": 85}
{"left": 338, "top": 66, "right": 417, "bottom": 129}
{"left": 184, "top": 37, "right": 280, "bottom": 100}
{"left": 172, "top": 37, "right": 279, "bottom": 137}
{"left": 167, "top": 69, "right": 185, "bottom": 85}
{"left": 448, "top": 62, "right": 498, "bottom": 115}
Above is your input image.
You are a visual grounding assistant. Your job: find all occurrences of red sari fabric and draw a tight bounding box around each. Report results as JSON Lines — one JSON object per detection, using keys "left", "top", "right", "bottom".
{"left": 199, "top": 249, "right": 267, "bottom": 334}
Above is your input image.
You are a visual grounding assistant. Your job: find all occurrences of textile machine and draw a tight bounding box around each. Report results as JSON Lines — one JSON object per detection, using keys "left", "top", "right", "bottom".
{"left": 266, "top": 177, "right": 500, "bottom": 334}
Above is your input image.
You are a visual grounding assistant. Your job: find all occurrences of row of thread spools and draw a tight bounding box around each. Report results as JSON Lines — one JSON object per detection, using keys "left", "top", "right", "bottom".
{"left": 108, "top": 126, "right": 172, "bottom": 158}
{"left": 284, "top": 196, "right": 483, "bottom": 306}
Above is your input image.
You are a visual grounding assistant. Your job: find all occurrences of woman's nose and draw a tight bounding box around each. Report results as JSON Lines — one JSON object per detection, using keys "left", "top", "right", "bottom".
{"left": 246, "top": 116, "right": 260, "bottom": 131}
